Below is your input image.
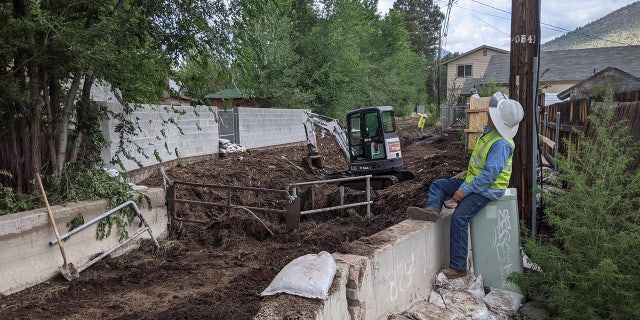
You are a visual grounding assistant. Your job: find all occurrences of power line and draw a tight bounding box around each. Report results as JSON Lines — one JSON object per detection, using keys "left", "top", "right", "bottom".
{"left": 452, "top": 4, "right": 510, "bottom": 37}
{"left": 454, "top": 3, "right": 566, "bottom": 36}
{"left": 467, "top": 0, "right": 635, "bottom": 46}
{"left": 469, "top": 0, "right": 509, "bottom": 14}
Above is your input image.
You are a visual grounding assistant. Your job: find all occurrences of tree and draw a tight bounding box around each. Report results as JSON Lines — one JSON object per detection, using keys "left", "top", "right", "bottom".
{"left": 174, "top": 51, "right": 233, "bottom": 103}
{"left": 392, "top": 0, "right": 444, "bottom": 103}
{"left": 392, "top": 0, "right": 444, "bottom": 60}
{"left": 513, "top": 99, "right": 640, "bottom": 318}
{"left": 368, "top": 10, "right": 429, "bottom": 115}
{"left": 229, "top": 0, "right": 310, "bottom": 109}
{"left": 0, "top": 0, "right": 229, "bottom": 193}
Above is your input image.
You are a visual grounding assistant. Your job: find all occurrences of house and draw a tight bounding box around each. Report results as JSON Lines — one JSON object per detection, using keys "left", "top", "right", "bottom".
{"left": 442, "top": 45, "right": 509, "bottom": 100}
{"left": 466, "top": 45, "right": 640, "bottom": 103}
{"left": 557, "top": 66, "right": 640, "bottom": 100}
{"left": 204, "top": 88, "right": 262, "bottom": 108}
{"left": 161, "top": 79, "right": 197, "bottom": 106}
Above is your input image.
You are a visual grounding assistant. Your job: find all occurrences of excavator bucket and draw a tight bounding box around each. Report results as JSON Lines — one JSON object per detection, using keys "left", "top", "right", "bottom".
{"left": 302, "top": 154, "right": 324, "bottom": 174}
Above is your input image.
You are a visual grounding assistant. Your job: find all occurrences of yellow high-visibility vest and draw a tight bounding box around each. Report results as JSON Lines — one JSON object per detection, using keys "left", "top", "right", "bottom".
{"left": 465, "top": 129, "right": 514, "bottom": 189}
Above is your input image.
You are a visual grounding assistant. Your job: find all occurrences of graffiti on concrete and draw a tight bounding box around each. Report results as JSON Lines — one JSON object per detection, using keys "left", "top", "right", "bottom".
{"left": 492, "top": 207, "right": 518, "bottom": 291}
{"left": 388, "top": 252, "right": 416, "bottom": 301}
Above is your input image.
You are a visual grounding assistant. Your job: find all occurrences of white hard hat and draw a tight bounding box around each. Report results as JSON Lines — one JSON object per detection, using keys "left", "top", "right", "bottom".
{"left": 488, "top": 92, "right": 524, "bottom": 139}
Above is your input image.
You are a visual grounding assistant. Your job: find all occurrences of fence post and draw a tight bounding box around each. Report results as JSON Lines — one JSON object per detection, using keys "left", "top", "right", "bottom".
{"left": 554, "top": 112, "right": 561, "bottom": 171}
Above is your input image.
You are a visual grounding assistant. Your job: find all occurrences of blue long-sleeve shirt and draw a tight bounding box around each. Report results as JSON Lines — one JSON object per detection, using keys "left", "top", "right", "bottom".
{"left": 459, "top": 126, "right": 514, "bottom": 201}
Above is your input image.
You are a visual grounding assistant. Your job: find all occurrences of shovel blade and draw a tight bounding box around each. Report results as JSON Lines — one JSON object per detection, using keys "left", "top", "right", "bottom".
{"left": 60, "top": 263, "right": 80, "bottom": 281}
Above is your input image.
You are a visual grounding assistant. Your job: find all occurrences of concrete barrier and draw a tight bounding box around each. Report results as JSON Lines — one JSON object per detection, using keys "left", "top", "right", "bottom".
{"left": 0, "top": 188, "right": 167, "bottom": 296}
{"left": 256, "top": 213, "right": 452, "bottom": 320}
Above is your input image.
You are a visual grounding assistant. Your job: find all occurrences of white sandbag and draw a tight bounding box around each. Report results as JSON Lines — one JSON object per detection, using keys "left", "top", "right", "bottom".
{"left": 429, "top": 290, "right": 446, "bottom": 309}
{"left": 482, "top": 288, "right": 524, "bottom": 316}
{"left": 438, "top": 288, "right": 490, "bottom": 320}
{"left": 467, "top": 273, "right": 486, "bottom": 298}
{"left": 435, "top": 272, "right": 469, "bottom": 291}
{"left": 261, "top": 251, "right": 337, "bottom": 300}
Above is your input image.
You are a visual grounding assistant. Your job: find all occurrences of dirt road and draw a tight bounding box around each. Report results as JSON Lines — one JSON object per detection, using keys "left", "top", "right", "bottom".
{"left": 0, "top": 118, "right": 469, "bottom": 319}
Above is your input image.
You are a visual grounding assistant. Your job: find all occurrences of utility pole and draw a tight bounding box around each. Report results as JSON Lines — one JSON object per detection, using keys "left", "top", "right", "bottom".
{"left": 436, "top": 0, "right": 455, "bottom": 111}
{"left": 509, "top": 0, "right": 540, "bottom": 232}
{"left": 436, "top": 28, "right": 442, "bottom": 109}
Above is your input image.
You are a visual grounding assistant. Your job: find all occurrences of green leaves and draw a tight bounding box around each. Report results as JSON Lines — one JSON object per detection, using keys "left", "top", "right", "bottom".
{"left": 223, "top": 0, "right": 435, "bottom": 118}
{"left": 515, "top": 96, "right": 640, "bottom": 319}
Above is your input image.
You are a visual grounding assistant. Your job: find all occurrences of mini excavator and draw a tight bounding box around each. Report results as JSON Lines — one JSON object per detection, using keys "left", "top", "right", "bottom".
{"left": 302, "top": 106, "right": 415, "bottom": 189}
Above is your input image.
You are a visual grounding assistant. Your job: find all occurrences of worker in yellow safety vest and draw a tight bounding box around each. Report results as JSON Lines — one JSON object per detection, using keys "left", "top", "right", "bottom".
{"left": 417, "top": 114, "right": 427, "bottom": 140}
{"left": 406, "top": 92, "right": 524, "bottom": 279}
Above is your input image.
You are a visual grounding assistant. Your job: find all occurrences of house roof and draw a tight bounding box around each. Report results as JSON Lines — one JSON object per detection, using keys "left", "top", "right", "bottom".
{"left": 557, "top": 66, "right": 640, "bottom": 100}
{"left": 204, "top": 88, "right": 249, "bottom": 99}
{"left": 466, "top": 45, "right": 640, "bottom": 93}
{"left": 443, "top": 45, "right": 509, "bottom": 66}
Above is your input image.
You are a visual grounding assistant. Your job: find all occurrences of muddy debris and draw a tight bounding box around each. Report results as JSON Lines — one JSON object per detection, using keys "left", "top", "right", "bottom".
{"left": 0, "top": 118, "right": 469, "bottom": 320}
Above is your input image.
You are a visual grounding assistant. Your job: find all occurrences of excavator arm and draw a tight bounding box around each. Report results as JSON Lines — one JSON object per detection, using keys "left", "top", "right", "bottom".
{"left": 302, "top": 111, "right": 351, "bottom": 173}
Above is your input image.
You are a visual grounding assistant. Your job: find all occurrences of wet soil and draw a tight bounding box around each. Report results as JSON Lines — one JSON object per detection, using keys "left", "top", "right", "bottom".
{"left": 0, "top": 118, "right": 469, "bottom": 320}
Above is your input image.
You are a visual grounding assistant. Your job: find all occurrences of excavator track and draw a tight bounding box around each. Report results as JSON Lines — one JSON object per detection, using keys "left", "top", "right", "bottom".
{"left": 326, "top": 170, "right": 415, "bottom": 190}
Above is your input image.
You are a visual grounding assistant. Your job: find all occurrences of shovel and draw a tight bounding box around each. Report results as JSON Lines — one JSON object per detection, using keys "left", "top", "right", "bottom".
{"left": 35, "top": 173, "right": 80, "bottom": 281}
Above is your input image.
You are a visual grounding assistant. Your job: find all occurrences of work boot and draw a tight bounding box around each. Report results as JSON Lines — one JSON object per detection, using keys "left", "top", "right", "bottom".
{"left": 440, "top": 267, "right": 467, "bottom": 279}
{"left": 406, "top": 207, "right": 441, "bottom": 222}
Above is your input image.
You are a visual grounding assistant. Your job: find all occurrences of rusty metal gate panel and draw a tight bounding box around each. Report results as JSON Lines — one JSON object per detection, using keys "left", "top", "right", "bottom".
{"left": 218, "top": 108, "right": 239, "bottom": 144}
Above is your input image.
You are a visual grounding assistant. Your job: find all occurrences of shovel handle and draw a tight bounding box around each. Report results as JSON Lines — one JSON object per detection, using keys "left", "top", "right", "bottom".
{"left": 35, "top": 174, "right": 69, "bottom": 264}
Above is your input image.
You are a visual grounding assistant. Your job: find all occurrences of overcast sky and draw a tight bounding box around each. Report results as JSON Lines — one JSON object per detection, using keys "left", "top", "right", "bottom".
{"left": 377, "top": 0, "right": 639, "bottom": 53}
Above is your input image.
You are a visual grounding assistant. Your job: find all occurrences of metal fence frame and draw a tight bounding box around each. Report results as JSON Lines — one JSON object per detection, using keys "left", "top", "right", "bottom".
{"left": 440, "top": 105, "right": 467, "bottom": 132}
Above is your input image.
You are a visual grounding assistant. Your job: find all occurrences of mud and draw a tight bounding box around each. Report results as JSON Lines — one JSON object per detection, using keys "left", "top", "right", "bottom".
{"left": 0, "top": 118, "right": 469, "bottom": 320}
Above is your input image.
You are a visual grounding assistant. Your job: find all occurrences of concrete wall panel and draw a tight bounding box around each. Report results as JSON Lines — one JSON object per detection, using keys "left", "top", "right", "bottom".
{"left": 237, "top": 107, "right": 308, "bottom": 149}
{"left": 258, "top": 212, "right": 454, "bottom": 320}
{"left": 101, "top": 104, "right": 218, "bottom": 172}
{"left": 0, "top": 188, "right": 167, "bottom": 296}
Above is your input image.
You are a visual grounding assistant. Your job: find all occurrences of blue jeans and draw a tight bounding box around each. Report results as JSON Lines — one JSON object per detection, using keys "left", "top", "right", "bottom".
{"left": 424, "top": 177, "right": 492, "bottom": 270}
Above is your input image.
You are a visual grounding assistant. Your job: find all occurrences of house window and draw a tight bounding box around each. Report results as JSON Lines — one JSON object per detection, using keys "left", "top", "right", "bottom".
{"left": 457, "top": 65, "right": 473, "bottom": 78}
{"left": 483, "top": 49, "right": 487, "bottom": 56}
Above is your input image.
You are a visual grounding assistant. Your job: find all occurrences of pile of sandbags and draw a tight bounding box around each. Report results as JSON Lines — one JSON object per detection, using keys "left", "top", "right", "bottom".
{"left": 219, "top": 138, "right": 246, "bottom": 154}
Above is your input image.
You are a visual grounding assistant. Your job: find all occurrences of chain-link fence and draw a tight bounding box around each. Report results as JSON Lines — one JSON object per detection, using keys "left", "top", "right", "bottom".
{"left": 440, "top": 106, "right": 468, "bottom": 132}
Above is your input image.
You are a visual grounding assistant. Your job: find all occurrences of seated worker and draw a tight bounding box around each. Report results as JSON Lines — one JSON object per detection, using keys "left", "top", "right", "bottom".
{"left": 406, "top": 92, "right": 524, "bottom": 279}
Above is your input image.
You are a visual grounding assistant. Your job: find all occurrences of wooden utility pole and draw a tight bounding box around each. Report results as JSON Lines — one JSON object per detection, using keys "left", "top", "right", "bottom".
{"left": 436, "top": 29, "right": 442, "bottom": 109}
{"left": 509, "top": 0, "right": 540, "bottom": 232}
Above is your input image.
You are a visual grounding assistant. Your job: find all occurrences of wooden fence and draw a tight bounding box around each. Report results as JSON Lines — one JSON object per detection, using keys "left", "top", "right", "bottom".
{"left": 538, "top": 89, "right": 640, "bottom": 168}
{"left": 465, "top": 97, "right": 491, "bottom": 150}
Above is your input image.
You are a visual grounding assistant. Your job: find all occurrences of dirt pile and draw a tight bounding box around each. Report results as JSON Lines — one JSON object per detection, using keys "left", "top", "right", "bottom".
{"left": 0, "top": 118, "right": 469, "bottom": 320}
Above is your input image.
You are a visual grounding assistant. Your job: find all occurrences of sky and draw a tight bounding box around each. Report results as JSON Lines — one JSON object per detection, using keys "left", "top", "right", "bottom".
{"left": 377, "top": 0, "right": 639, "bottom": 54}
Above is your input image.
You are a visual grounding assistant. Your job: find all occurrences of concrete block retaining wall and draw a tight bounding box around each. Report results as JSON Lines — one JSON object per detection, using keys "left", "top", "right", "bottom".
{"left": 100, "top": 105, "right": 308, "bottom": 172}
{"left": 99, "top": 105, "right": 309, "bottom": 182}
{"left": 0, "top": 188, "right": 167, "bottom": 296}
{"left": 100, "top": 103, "right": 219, "bottom": 172}
{"left": 237, "top": 107, "right": 308, "bottom": 149}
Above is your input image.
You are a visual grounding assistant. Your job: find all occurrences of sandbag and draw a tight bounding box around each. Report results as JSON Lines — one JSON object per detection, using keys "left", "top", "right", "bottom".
{"left": 261, "top": 251, "right": 337, "bottom": 300}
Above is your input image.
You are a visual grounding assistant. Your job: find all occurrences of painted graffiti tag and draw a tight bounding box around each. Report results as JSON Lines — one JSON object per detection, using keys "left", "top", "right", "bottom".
{"left": 492, "top": 208, "right": 516, "bottom": 290}
{"left": 388, "top": 252, "right": 416, "bottom": 301}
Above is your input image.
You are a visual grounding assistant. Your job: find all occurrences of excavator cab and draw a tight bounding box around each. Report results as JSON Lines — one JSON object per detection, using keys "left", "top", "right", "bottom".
{"left": 302, "top": 106, "right": 414, "bottom": 188}
{"left": 346, "top": 106, "right": 403, "bottom": 175}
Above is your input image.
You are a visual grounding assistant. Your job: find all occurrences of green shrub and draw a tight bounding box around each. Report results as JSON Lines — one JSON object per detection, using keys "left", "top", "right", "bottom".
{"left": 0, "top": 170, "right": 42, "bottom": 216}
{"left": 46, "top": 165, "right": 137, "bottom": 240}
{"left": 1, "top": 165, "right": 137, "bottom": 241}
{"left": 512, "top": 101, "right": 640, "bottom": 319}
